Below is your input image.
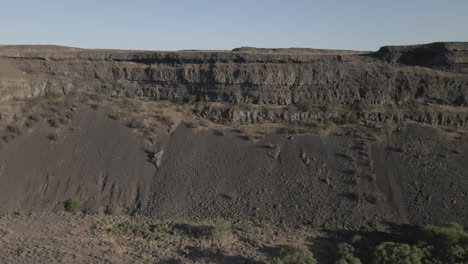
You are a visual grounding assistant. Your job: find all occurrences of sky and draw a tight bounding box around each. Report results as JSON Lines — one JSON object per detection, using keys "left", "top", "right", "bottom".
{"left": 1, "top": 0, "right": 467, "bottom": 51}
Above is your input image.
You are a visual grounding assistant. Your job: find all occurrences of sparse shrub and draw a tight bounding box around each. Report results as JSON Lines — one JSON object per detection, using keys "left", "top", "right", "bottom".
{"left": 307, "top": 219, "right": 322, "bottom": 231}
{"left": 336, "top": 116, "right": 358, "bottom": 125}
{"left": 10, "top": 211, "right": 24, "bottom": 218}
{"left": 372, "top": 242, "right": 426, "bottom": 264}
{"left": 336, "top": 243, "right": 362, "bottom": 264}
{"left": 297, "top": 102, "right": 314, "bottom": 112}
{"left": 64, "top": 199, "right": 79, "bottom": 213}
{"left": 47, "top": 118, "right": 59, "bottom": 128}
{"left": 116, "top": 98, "right": 140, "bottom": 112}
{"left": 168, "top": 95, "right": 198, "bottom": 104}
{"left": 127, "top": 118, "right": 143, "bottom": 129}
{"left": 105, "top": 205, "right": 124, "bottom": 215}
{"left": 277, "top": 126, "right": 302, "bottom": 136}
{"left": 28, "top": 115, "right": 40, "bottom": 121}
{"left": 320, "top": 104, "right": 332, "bottom": 112}
{"left": 186, "top": 95, "right": 198, "bottom": 104}
{"left": 212, "top": 129, "right": 224, "bottom": 136}
{"left": 6, "top": 125, "right": 21, "bottom": 135}
{"left": 108, "top": 111, "right": 124, "bottom": 120}
{"left": 173, "top": 223, "right": 213, "bottom": 239}
{"left": 268, "top": 246, "right": 317, "bottom": 264}
{"left": 351, "top": 235, "right": 362, "bottom": 244}
{"left": 211, "top": 220, "right": 232, "bottom": 239}
{"left": 184, "top": 121, "right": 198, "bottom": 128}
{"left": 235, "top": 221, "right": 255, "bottom": 234}
{"left": 303, "top": 120, "right": 319, "bottom": 128}
{"left": 170, "top": 97, "right": 185, "bottom": 105}
{"left": 321, "top": 121, "right": 336, "bottom": 131}
{"left": 382, "top": 120, "right": 398, "bottom": 134}
{"left": 199, "top": 120, "right": 209, "bottom": 127}
{"left": 366, "top": 219, "right": 385, "bottom": 233}
{"left": 47, "top": 133, "right": 58, "bottom": 141}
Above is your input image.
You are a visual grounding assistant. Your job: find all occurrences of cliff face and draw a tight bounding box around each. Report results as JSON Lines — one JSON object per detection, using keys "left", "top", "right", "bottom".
{"left": 0, "top": 43, "right": 467, "bottom": 106}
{"left": 375, "top": 42, "right": 468, "bottom": 73}
{"left": 195, "top": 104, "right": 468, "bottom": 127}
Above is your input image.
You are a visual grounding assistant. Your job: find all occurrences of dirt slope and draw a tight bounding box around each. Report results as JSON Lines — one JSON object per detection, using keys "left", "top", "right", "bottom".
{"left": 0, "top": 105, "right": 156, "bottom": 214}
{"left": 0, "top": 97, "right": 466, "bottom": 228}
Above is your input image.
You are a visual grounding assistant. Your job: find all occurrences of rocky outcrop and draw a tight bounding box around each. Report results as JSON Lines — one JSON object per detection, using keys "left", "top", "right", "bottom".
{"left": 0, "top": 43, "right": 467, "bottom": 106}
{"left": 195, "top": 104, "right": 468, "bottom": 127}
{"left": 374, "top": 42, "right": 468, "bottom": 73}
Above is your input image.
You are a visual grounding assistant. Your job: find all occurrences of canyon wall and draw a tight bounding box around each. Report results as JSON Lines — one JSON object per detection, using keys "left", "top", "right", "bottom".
{"left": 0, "top": 43, "right": 467, "bottom": 106}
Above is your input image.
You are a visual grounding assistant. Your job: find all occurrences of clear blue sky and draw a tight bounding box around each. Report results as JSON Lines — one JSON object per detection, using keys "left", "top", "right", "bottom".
{"left": 1, "top": 0, "right": 467, "bottom": 51}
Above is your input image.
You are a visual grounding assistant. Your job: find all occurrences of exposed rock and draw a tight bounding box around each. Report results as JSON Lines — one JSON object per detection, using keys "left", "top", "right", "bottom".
{"left": 374, "top": 42, "right": 468, "bottom": 73}
{"left": 194, "top": 104, "right": 468, "bottom": 127}
{"left": 0, "top": 43, "right": 467, "bottom": 106}
{"left": 152, "top": 150, "right": 164, "bottom": 168}
{"left": 300, "top": 152, "right": 310, "bottom": 165}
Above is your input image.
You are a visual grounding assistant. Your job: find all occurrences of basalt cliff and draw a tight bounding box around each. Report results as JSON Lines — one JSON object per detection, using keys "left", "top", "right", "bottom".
{"left": 0, "top": 42, "right": 467, "bottom": 106}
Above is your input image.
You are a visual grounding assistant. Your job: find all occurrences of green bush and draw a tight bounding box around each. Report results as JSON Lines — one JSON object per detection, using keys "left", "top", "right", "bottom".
{"left": 382, "top": 120, "right": 398, "bottom": 134}
{"left": 373, "top": 242, "right": 426, "bottom": 264}
{"left": 186, "top": 95, "right": 198, "bottom": 104}
{"left": 211, "top": 220, "right": 232, "bottom": 239}
{"left": 308, "top": 219, "right": 321, "bottom": 231}
{"left": 64, "top": 199, "right": 79, "bottom": 213}
{"left": 169, "top": 95, "right": 198, "bottom": 104}
{"left": 268, "top": 246, "right": 317, "bottom": 264}
{"left": 170, "top": 97, "right": 185, "bottom": 104}
{"left": 320, "top": 104, "right": 332, "bottom": 112}
{"left": 421, "top": 222, "right": 467, "bottom": 247}
{"left": 296, "top": 103, "right": 314, "bottom": 112}
{"left": 365, "top": 219, "right": 385, "bottom": 233}
{"left": 418, "top": 222, "right": 468, "bottom": 263}
{"left": 336, "top": 222, "right": 467, "bottom": 264}
{"left": 336, "top": 243, "right": 362, "bottom": 264}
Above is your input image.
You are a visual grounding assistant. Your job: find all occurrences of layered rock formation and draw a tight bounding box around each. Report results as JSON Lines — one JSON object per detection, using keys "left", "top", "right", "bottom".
{"left": 0, "top": 43, "right": 467, "bottom": 107}
{"left": 195, "top": 104, "right": 468, "bottom": 127}
{"left": 375, "top": 42, "right": 468, "bottom": 73}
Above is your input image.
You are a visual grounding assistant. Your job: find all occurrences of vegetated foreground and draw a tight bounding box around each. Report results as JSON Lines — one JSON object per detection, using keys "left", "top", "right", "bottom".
{"left": 0, "top": 212, "right": 467, "bottom": 263}
{"left": 0, "top": 43, "right": 467, "bottom": 263}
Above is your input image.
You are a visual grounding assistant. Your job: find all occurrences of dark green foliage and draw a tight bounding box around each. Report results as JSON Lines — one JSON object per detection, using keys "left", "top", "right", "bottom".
{"left": 341, "top": 222, "right": 467, "bottom": 264}
{"left": 336, "top": 243, "right": 362, "bottom": 264}
{"left": 268, "top": 246, "right": 317, "bottom": 264}
{"left": 366, "top": 219, "right": 385, "bottom": 233}
{"left": 64, "top": 199, "right": 79, "bottom": 213}
{"left": 372, "top": 242, "right": 426, "bottom": 264}
{"left": 417, "top": 222, "right": 468, "bottom": 263}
